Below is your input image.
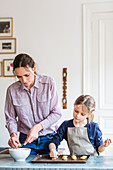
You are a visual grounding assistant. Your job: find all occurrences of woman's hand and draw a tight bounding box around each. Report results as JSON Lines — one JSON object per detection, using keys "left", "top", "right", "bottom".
{"left": 8, "top": 133, "right": 20, "bottom": 149}
{"left": 24, "top": 123, "right": 43, "bottom": 145}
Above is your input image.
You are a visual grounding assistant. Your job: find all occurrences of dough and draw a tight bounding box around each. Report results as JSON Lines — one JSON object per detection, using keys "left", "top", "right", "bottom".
{"left": 71, "top": 155, "right": 77, "bottom": 160}
{"left": 52, "top": 156, "right": 58, "bottom": 160}
{"left": 62, "top": 155, "right": 68, "bottom": 160}
{"left": 80, "top": 155, "right": 87, "bottom": 160}
{"left": 17, "top": 143, "right": 22, "bottom": 147}
{"left": 52, "top": 157, "right": 56, "bottom": 160}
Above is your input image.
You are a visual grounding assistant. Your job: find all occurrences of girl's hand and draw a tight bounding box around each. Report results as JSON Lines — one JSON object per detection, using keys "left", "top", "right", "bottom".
{"left": 50, "top": 148, "right": 58, "bottom": 158}
{"left": 98, "top": 138, "right": 112, "bottom": 152}
{"left": 102, "top": 138, "right": 112, "bottom": 147}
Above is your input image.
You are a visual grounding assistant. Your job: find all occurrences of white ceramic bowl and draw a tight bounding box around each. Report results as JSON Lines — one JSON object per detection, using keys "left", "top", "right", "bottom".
{"left": 9, "top": 148, "right": 31, "bottom": 161}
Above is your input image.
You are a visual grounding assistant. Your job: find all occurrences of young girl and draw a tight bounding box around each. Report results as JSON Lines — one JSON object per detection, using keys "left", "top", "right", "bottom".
{"left": 49, "top": 95, "right": 112, "bottom": 158}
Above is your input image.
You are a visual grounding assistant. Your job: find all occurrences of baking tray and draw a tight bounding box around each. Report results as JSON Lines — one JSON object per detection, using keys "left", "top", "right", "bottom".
{"left": 31, "top": 155, "right": 90, "bottom": 163}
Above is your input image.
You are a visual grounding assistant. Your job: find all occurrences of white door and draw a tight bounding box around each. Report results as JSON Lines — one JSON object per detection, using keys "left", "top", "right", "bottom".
{"left": 83, "top": 2, "right": 113, "bottom": 156}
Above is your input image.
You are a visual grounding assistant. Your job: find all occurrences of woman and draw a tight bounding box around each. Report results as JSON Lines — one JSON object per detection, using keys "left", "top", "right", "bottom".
{"left": 5, "top": 53, "right": 62, "bottom": 155}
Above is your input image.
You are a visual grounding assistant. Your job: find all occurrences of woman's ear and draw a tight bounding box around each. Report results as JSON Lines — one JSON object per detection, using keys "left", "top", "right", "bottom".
{"left": 33, "top": 65, "right": 36, "bottom": 72}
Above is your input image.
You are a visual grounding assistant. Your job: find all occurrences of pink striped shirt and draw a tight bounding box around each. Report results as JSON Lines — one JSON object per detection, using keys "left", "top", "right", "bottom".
{"left": 5, "top": 74, "right": 62, "bottom": 136}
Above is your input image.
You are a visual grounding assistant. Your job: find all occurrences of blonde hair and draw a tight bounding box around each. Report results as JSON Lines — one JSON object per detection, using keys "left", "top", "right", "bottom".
{"left": 74, "top": 95, "right": 95, "bottom": 122}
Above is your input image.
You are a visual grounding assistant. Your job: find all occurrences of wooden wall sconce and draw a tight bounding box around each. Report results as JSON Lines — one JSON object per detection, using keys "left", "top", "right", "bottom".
{"left": 62, "top": 68, "right": 67, "bottom": 109}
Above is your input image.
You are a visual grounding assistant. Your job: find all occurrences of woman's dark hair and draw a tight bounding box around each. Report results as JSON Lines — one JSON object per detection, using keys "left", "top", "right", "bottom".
{"left": 74, "top": 95, "right": 95, "bottom": 113}
{"left": 13, "top": 53, "right": 35, "bottom": 72}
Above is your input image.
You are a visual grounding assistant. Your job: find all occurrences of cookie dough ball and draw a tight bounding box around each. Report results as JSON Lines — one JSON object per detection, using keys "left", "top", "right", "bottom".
{"left": 52, "top": 157, "right": 56, "bottom": 160}
{"left": 80, "top": 155, "right": 87, "bottom": 160}
{"left": 62, "top": 155, "right": 68, "bottom": 160}
{"left": 52, "top": 156, "right": 58, "bottom": 160}
{"left": 71, "top": 155, "right": 77, "bottom": 160}
{"left": 17, "top": 143, "right": 22, "bottom": 147}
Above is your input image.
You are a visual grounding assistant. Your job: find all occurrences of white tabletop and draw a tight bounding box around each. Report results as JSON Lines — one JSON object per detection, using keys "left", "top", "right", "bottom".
{"left": 0, "top": 154, "right": 113, "bottom": 170}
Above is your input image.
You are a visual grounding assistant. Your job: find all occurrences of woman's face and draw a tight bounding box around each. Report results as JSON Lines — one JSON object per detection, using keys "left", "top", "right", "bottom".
{"left": 14, "top": 66, "right": 36, "bottom": 90}
{"left": 73, "top": 104, "right": 89, "bottom": 123}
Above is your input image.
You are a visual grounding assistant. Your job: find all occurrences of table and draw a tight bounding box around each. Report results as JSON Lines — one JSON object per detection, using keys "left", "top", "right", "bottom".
{"left": 0, "top": 154, "right": 113, "bottom": 170}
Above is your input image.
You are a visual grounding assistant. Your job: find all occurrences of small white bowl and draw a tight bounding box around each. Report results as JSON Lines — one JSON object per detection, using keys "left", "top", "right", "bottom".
{"left": 9, "top": 148, "right": 31, "bottom": 161}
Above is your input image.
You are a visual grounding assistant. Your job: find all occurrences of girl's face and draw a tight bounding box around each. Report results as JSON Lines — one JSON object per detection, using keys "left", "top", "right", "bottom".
{"left": 14, "top": 66, "right": 36, "bottom": 90}
{"left": 73, "top": 104, "right": 89, "bottom": 124}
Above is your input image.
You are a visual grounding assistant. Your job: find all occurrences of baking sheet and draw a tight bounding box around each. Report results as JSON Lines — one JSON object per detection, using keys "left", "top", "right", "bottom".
{"left": 31, "top": 155, "right": 90, "bottom": 163}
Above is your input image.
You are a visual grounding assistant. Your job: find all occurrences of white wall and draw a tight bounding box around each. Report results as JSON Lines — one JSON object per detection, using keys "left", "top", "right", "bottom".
{"left": 0, "top": 0, "right": 113, "bottom": 148}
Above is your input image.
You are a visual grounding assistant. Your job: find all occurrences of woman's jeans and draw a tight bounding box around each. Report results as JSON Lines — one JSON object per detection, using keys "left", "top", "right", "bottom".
{"left": 19, "top": 132, "right": 56, "bottom": 155}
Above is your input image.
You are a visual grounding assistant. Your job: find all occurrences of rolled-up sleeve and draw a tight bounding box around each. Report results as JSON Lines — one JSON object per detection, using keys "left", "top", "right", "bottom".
{"left": 95, "top": 123, "right": 103, "bottom": 148}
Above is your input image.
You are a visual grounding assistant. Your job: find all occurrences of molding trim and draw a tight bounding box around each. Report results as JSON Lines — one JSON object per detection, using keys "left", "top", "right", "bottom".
{"left": 83, "top": 2, "right": 113, "bottom": 110}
